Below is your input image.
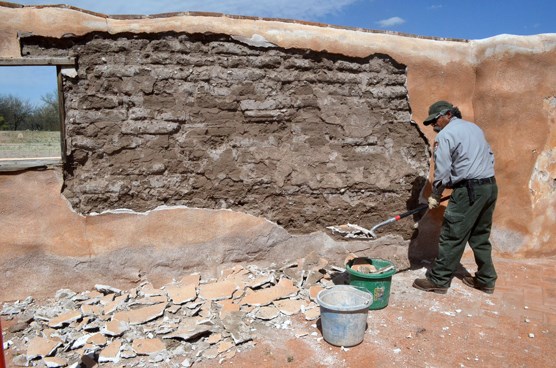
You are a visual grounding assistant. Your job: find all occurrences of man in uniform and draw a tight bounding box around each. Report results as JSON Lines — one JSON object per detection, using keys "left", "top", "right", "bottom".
{"left": 413, "top": 101, "right": 498, "bottom": 294}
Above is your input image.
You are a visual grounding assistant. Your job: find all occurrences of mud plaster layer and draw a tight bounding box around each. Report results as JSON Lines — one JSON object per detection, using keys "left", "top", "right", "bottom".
{"left": 22, "top": 32, "right": 429, "bottom": 236}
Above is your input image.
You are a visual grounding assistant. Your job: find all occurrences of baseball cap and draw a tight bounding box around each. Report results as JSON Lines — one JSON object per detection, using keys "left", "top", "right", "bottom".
{"left": 423, "top": 100, "right": 453, "bottom": 126}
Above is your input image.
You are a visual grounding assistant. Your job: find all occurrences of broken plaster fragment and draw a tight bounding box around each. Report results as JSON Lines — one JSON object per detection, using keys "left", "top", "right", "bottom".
{"left": 98, "top": 340, "right": 122, "bottom": 363}
{"left": 112, "top": 303, "right": 166, "bottom": 325}
{"left": 43, "top": 356, "right": 68, "bottom": 367}
{"left": 163, "top": 324, "right": 213, "bottom": 342}
{"left": 71, "top": 334, "right": 92, "bottom": 350}
{"left": 221, "top": 312, "right": 252, "bottom": 345}
{"left": 217, "top": 340, "right": 234, "bottom": 354}
{"left": 255, "top": 306, "right": 280, "bottom": 320}
{"left": 131, "top": 296, "right": 166, "bottom": 308}
{"left": 101, "top": 319, "right": 129, "bottom": 337}
{"left": 273, "top": 299, "right": 306, "bottom": 316}
{"left": 309, "top": 285, "right": 324, "bottom": 301}
{"left": 95, "top": 284, "right": 122, "bottom": 295}
{"left": 132, "top": 338, "right": 166, "bottom": 355}
{"left": 167, "top": 304, "right": 181, "bottom": 314}
{"left": 26, "top": 337, "right": 62, "bottom": 360}
{"left": 139, "top": 283, "right": 164, "bottom": 297}
{"left": 48, "top": 310, "right": 82, "bottom": 328}
{"left": 231, "top": 34, "right": 276, "bottom": 48}
{"left": 199, "top": 280, "right": 238, "bottom": 301}
{"left": 87, "top": 333, "right": 108, "bottom": 347}
{"left": 166, "top": 283, "right": 197, "bottom": 305}
{"left": 218, "top": 299, "right": 241, "bottom": 319}
{"left": 206, "top": 333, "right": 222, "bottom": 345}
{"left": 202, "top": 347, "right": 220, "bottom": 359}
{"left": 240, "top": 278, "right": 298, "bottom": 306}
{"left": 303, "top": 307, "right": 320, "bottom": 321}
{"left": 61, "top": 66, "right": 77, "bottom": 78}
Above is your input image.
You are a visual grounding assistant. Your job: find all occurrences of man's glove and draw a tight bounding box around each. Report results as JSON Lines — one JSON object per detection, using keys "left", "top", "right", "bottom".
{"left": 428, "top": 194, "right": 441, "bottom": 209}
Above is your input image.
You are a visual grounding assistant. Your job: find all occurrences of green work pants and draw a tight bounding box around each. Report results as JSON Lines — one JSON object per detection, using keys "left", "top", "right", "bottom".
{"left": 427, "top": 183, "right": 498, "bottom": 288}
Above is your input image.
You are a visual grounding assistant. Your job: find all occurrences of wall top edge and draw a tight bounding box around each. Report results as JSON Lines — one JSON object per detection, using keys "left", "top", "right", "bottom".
{"left": 1, "top": 1, "right": 470, "bottom": 43}
{"left": 2, "top": 1, "right": 555, "bottom": 63}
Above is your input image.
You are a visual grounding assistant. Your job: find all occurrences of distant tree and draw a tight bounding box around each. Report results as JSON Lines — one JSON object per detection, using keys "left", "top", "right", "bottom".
{"left": 0, "top": 91, "right": 60, "bottom": 131}
{"left": 0, "top": 94, "right": 34, "bottom": 130}
{"left": 29, "top": 92, "right": 60, "bottom": 131}
{"left": 0, "top": 114, "right": 7, "bottom": 130}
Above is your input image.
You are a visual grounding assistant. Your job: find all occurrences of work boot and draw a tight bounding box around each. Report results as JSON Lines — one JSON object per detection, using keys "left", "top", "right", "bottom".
{"left": 412, "top": 278, "right": 448, "bottom": 294}
{"left": 462, "top": 276, "right": 494, "bottom": 294}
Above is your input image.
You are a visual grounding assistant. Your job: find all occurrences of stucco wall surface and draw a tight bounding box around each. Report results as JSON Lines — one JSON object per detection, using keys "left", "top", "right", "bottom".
{"left": 0, "top": 3, "right": 555, "bottom": 300}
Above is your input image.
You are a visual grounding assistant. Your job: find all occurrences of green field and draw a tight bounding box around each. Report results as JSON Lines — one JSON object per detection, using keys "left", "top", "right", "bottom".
{"left": 0, "top": 131, "right": 61, "bottom": 159}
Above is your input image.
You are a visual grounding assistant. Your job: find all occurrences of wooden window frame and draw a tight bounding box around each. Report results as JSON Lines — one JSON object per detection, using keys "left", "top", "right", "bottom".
{"left": 0, "top": 57, "right": 75, "bottom": 171}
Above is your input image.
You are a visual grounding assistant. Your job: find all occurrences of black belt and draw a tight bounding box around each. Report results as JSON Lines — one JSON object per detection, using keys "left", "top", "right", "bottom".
{"left": 451, "top": 176, "right": 495, "bottom": 204}
{"left": 451, "top": 176, "right": 496, "bottom": 189}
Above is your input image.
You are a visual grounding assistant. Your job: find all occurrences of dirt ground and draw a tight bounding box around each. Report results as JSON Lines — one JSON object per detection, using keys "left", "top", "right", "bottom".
{"left": 2, "top": 253, "right": 555, "bottom": 368}
{"left": 0, "top": 131, "right": 61, "bottom": 159}
{"left": 196, "top": 254, "right": 556, "bottom": 368}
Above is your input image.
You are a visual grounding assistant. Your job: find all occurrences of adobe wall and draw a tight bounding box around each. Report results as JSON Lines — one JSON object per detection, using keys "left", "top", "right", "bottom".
{"left": 20, "top": 32, "right": 427, "bottom": 235}
{"left": 0, "top": 3, "right": 554, "bottom": 301}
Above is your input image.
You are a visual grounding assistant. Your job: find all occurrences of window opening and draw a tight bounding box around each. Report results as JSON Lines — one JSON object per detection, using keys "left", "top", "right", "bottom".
{"left": 0, "top": 65, "right": 62, "bottom": 170}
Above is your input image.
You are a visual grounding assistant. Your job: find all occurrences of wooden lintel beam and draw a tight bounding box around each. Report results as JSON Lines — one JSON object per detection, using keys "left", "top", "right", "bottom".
{"left": 0, "top": 57, "right": 76, "bottom": 66}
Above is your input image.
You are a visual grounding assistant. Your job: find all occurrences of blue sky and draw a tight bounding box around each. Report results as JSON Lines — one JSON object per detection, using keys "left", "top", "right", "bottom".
{"left": 1, "top": 0, "right": 554, "bottom": 106}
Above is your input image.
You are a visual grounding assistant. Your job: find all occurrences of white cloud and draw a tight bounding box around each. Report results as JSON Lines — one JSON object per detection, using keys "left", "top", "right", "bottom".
{"left": 376, "top": 16, "right": 405, "bottom": 28}
{"left": 429, "top": 5, "right": 443, "bottom": 10}
{"left": 16, "top": 0, "right": 359, "bottom": 20}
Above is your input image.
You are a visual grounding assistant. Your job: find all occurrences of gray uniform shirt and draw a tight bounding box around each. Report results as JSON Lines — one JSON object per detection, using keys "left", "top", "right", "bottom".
{"left": 432, "top": 118, "right": 495, "bottom": 195}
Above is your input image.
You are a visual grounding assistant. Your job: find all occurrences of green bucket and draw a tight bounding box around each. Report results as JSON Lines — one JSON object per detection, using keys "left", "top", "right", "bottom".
{"left": 345, "top": 258, "right": 396, "bottom": 310}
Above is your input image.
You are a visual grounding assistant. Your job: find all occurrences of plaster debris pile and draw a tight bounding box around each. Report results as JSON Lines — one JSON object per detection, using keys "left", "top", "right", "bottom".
{"left": 1, "top": 253, "right": 346, "bottom": 367}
